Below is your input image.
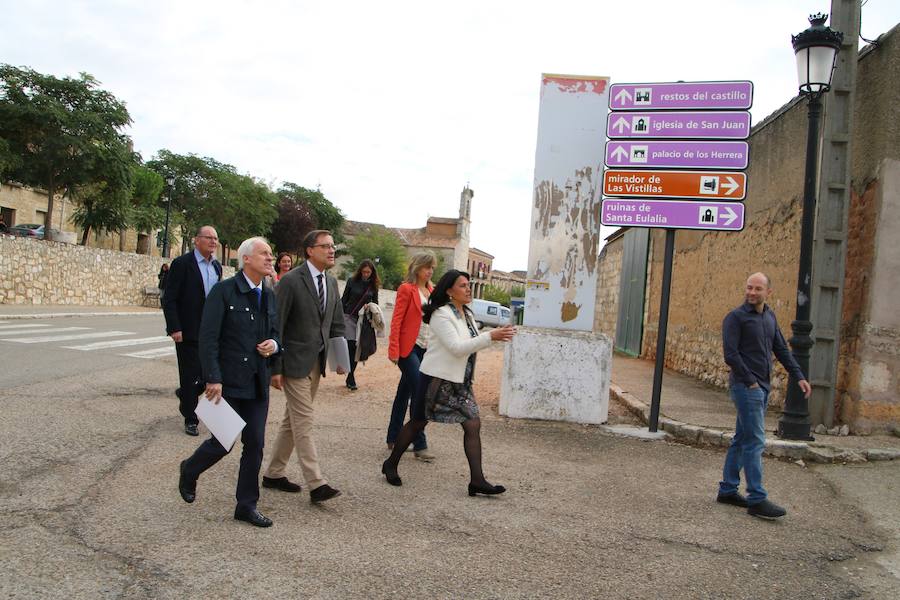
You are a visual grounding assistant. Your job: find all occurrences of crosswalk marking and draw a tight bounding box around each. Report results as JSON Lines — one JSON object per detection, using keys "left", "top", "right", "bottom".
{"left": 1, "top": 330, "right": 134, "bottom": 344}
{"left": 123, "top": 346, "right": 176, "bottom": 359}
{"left": 64, "top": 336, "right": 172, "bottom": 351}
{"left": 0, "top": 326, "right": 88, "bottom": 336}
{"left": 0, "top": 324, "right": 54, "bottom": 331}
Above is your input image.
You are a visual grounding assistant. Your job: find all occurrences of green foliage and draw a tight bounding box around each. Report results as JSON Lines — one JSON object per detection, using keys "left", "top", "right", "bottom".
{"left": 0, "top": 65, "right": 134, "bottom": 240}
{"left": 341, "top": 226, "right": 407, "bottom": 289}
{"left": 432, "top": 252, "right": 447, "bottom": 283}
{"left": 510, "top": 285, "right": 526, "bottom": 298}
{"left": 147, "top": 150, "right": 278, "bottom": 250}
{"left": 0, "top": 137, "right": 20, "bottom": 178}
{"left": 128, "top": 164, "right": 165, "bottom": 236}
{"left": 482, "top": 284, "right": 511, "bottom": 306}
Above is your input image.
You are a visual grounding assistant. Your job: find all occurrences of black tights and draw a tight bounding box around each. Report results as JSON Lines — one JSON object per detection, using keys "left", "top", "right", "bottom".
{"left": 385, "top": 417, "right": 488, "bottom": 485}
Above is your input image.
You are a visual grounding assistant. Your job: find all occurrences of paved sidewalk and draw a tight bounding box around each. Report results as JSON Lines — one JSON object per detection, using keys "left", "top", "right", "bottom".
{"left": 610, "top": 354, "right": 900, "bottom": 464}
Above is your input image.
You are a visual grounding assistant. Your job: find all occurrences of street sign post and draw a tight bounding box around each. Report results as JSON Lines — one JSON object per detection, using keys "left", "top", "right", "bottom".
{"left": 602, "top": 169, "right": 746, "bottom": 200}
{"left": 606, "top": 111, "right": 752, "bottom": 139}
{"left": 609, "top": 81, "right": 753, "bottom": 111}
{"left": 604, "top": 140, "right": 749, "bottom": 169}
{"left": 600, "top": 198, "right": 744, "bottom": 231}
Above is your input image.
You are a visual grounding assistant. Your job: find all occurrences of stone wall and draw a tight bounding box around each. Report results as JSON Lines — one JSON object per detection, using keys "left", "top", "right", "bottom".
{"left": 0, "top": 235, "right": 237, "bottom": 306}
{"left": 594, "top": 233, "right": 623, "bottom": 338}
{"left": 632, "top": 28, "right": 900, "bottom": 423}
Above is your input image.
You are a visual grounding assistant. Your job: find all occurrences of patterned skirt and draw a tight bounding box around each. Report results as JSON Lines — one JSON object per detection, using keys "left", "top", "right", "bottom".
{"left": 424, "top": 355, "right": 479, "bottom": 423}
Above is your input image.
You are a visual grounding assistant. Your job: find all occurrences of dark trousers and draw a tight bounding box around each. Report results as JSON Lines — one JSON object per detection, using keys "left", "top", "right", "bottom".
{"left": 346, "top": 340, "right": 358, "bottom": 385}
{"left": 175, "top": 341, "right": 202, "bottom": 425}
{"left": 182, "top": 388, "right": 269, "bottom": 513}
{"left": 387, "top": 344, "right": 427, "bottom": 451}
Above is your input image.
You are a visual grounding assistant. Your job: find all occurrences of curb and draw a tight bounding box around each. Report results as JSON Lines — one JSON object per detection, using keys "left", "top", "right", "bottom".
{"left": 609, "top": 383, "right": 900, "bottom": 464}
{"left": 0, "top": 311, "right": 160, "bottom": 320}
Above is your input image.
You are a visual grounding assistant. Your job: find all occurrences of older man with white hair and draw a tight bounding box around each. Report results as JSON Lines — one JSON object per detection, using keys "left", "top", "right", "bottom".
{"left": 178, "top": 237, "right": 281, "bottom": 528}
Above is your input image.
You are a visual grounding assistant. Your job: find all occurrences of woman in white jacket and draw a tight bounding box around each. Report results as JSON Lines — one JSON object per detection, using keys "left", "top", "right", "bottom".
{"left": 381, "top": 269, "right": 516, "bottom": 496}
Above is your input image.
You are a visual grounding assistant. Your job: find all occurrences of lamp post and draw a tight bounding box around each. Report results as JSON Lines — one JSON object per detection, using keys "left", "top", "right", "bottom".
{"left": 777, "top": 14, "right": 843, "bottom": 440}
{"left": 162, "top": 175, "right": 175, "bottom": 258}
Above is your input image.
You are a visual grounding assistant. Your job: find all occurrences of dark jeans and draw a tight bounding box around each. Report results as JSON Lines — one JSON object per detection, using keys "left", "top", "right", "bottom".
{"left": 387, "top": 344, "right": 427, "bottom": 451}
{"left": 719, "top": 384, "right": 769, "bottom": 505}
{"left": 182, "top": 388, "right": 269, "bottom": 513}
{"left": 175, "top": 341, "right": 202, "bottom": 426}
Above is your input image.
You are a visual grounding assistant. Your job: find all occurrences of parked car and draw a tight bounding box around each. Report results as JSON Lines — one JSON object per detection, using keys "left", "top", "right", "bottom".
{"left": 8, "top": 223, "right": 45, "bottom": 239}
{"left": 470, "top": 299, "right": 513, "bottom": 328}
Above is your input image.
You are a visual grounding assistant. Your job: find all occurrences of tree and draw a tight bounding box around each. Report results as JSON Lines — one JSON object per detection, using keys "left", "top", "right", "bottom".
{"left": 128, "top": 164, "right": 165, "bottom": 254}
{"left": 277, "top": 182, "right": 345, "bottom": 241}
{"left": 269, "top": 188, "right": 316, "bottom": 254}
{"left": 482, "top": 284, "right": 511, "bottom": 306}
{"left": 68, "top": 141, "right": 135, "bottom": 245}
{"left": 341, "top": 226, "right": 407, "bottom": 289}
{"left": 146, "top": 150, "right": 278, "bottom": 255}
{"left": 510, "top": 285, "right": 526, "bottom": 298}
{"left": 0, "top": 65, "right": 133, "bottom": 241}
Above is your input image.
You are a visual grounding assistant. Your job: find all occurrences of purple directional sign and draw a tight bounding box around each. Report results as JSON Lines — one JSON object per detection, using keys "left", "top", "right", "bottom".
{"left": 609, "top": 81, "right": 753, "bottom": 111}
{"left": 605, "top": 140, "right": 749, "bottom": 169}
{"left": 600, "top": 198, "right": 745, "bottom": 231}
{"left": 607, "top": 111, "right": 752, "bottom": 139}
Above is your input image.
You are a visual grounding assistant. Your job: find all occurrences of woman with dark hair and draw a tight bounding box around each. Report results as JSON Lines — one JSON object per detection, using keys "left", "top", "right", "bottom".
{"left": 341, "top": 259, "right": 380, "bottom": 390}
{"left": 381, "top": 269, "right": 516, "bottom": 496}
{"left": 274, "top": 253, "right": 293, "bottom": 283}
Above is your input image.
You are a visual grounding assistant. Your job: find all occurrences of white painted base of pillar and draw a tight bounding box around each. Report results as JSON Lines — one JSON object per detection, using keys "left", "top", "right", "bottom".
{"left": 500, "top": 327, "right": 611, "bottom": 425}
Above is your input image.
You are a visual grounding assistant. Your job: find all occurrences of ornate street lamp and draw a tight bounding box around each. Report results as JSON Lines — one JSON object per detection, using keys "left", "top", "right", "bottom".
{"left": 777, "top": 14, "right": 843, "bottom": 440}
{"left": 162, "top": 175, "right": 175, "bottom": 258}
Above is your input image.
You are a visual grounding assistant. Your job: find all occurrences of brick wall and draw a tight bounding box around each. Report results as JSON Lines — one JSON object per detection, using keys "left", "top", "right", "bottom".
{"left": 594, "top": 236, "right": 623, "bottom": 338}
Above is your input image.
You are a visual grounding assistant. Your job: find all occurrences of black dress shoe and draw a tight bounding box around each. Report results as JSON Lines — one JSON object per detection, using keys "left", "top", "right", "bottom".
{"left": 234, "top": 508, "right": 273, "bottom": 527}
{"left": 310, "top": 484, "right": 342, "bottom": 503}
{"left": 184, "top": 423, "right": 199, "bottom": 436}
{"left": 262, "top": 476, "right": 301, "bottom": 493}
{"left": 747, "top": 499, "right": 787, "bottom": 520}
{"left": 347, "top": 383, "right": 358, "bottom": 391}
{"left": 716, "top": 492, "right": 749, "bottom": 508}
{"left": 381, "top": 460, "right": 402, "bottom": 486}
{"left": 468, "top": 482, "right": 506, "bottom": 497}
{"left": 178, "top": 460, "right": 196, "bottom": 504}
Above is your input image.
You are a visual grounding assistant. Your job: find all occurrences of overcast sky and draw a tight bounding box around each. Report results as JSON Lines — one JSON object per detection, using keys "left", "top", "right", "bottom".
{"left": 2, "top": 1, "right": 898, "bottom": 270}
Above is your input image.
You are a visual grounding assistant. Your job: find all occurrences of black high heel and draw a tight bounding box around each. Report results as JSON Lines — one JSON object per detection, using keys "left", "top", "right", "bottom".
{"left": 468, "top": 482, "right": 506, "bottom": 496}
{"left": 381, "top": 460, "right": 402, "bottom": 486}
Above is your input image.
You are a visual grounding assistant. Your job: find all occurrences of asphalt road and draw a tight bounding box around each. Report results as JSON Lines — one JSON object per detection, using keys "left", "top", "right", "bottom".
{"left": 1, "top": 313, "right": 898, "bottom": 599}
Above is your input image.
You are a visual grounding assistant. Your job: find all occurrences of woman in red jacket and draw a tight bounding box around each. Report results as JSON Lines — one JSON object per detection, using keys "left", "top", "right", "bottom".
{"left": 387, "top": 253, "right": 436, "bottom": 460}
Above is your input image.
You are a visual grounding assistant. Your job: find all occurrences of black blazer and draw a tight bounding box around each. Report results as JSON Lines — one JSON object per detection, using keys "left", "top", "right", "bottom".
{"left": 163, "top": 251, "right": 222, "bottom": 341}
{"left": 198, "top": 273, "right": 280, "bottom": 401}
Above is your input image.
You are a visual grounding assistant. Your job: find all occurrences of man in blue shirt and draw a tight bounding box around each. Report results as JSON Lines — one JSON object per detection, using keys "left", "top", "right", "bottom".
{"left": 718, "top": 272, "right": 811, "bottom": 519}
{"left": 163, "top": 226, "right": 222, "bottom": 435}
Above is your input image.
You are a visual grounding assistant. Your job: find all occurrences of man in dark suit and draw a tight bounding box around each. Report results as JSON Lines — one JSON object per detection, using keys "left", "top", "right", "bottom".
{"left": 163, "top": 225, "right": 222, "bottom": 435}
{"left": 263, "top": 229, "right": 345, "bottom": 504}
{"left": 178, "top": 236, "right": 280, "bottom": 527}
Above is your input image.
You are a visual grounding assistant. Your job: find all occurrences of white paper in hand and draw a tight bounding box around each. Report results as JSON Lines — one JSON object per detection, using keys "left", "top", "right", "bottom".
{"left": 327, "top": 336, "right": 351, "bottom": 372}
{"left": 195, "top": 394, "right": 246, "bottom": 451}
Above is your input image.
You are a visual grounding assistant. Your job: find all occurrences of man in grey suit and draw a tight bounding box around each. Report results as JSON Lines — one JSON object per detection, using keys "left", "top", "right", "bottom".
{"left": 263, "top": 229, "right": 345, "bottom": 503}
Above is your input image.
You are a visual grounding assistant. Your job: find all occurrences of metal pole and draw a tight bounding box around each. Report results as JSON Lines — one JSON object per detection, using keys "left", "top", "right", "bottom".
{"left": 777, "top": 93, "right": 822, "bottom": 441}
{"left": 649, "top": 229, "right": 675, "bottom": 432}
{"left": 162, "top": 186, "right": 172, "bottom": 258}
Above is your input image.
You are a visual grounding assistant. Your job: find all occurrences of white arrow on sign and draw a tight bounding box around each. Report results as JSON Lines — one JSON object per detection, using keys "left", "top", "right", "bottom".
{"left": 611, "top": 146, "right": 629, "bottom": 162}
{"left": 721, "top": 205, "right": 738, "bottom": 226}
{"left": 615, "top": 89, "right": 633, "bottom": 106}
{"left": 613, "top": 116, "right": 630, "bottom": 133}
{"left": 722, "top": 176, "right": 740, "bottom": 195}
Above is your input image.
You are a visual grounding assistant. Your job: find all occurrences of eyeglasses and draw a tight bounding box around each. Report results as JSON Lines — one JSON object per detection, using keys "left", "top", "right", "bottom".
{"left": 312, "top": 244, "right": 336, "bottom": 250}
{"left": 197, "top": 235, "right": 219, "bottom": 242}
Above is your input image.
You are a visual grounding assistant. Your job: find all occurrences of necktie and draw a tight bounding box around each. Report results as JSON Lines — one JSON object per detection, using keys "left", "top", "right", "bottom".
{"left": 316, "top": 274, "right": 325, "bottom": 312}
{"left": 253, "top": 287, "right": 261, "bottom": 311}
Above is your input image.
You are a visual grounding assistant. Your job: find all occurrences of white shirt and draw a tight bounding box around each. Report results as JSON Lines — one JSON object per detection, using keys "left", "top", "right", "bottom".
{"left": 307, "top": 261, "right": 327, "bottom": 312}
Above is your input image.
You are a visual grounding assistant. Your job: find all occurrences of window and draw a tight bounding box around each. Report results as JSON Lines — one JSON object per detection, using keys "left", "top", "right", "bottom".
{"left": 487, "top": 306, "right": 497, "bottom": 315}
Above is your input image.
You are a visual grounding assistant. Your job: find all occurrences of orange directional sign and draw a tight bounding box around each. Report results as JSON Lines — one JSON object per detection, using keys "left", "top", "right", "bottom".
{"left": 603, "top": 169, "right": 746, "bottom": 200}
